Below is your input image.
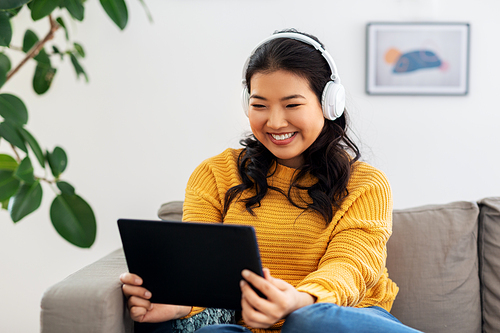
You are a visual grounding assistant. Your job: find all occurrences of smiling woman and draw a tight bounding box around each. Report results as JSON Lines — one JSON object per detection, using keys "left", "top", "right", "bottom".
{"left": 120, "top": 29, "right": 422, "bottom": 333}
{"left": 229, "top": 31, "right": 358, "bottom": 223}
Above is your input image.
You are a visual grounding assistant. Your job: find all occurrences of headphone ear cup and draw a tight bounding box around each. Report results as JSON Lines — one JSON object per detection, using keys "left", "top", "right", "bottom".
{"left": 241, "top": 87, "right": 250, "bottom": 117}
{"left": 321, "top": 81, "right": 345, "bottom": 120}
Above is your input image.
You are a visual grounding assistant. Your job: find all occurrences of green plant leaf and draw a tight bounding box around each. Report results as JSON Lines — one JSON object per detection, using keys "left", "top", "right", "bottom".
{"left": 9, "top": 180, "right": 43, "bottom": 222}
{"left": 56, "top": 17, "right": 69, "bottom": 40}
{"left": 0, "top": 154, "right": 18, "bottom": 171}
{"left": 14, "top": 156, "right": 35, "bottom": 184}
{"left": 62, "top": 0, "right": 84, "bottom": 21}
{"left": 0, "top": 53, "right": 11, "bottom": 70}
{"left": 30, "top": 0, "right": 60, "bottom": 21}
{"left": 35, "top": 48, "right": 51, "bottom": 65}
{"left": 18, "top": 127, "right": 45, "bottom": 168}
{"left": 23, "top": 30, "right": 51, "bottom": 65}
{"left": 0, "top": 11, "right": 12, "bottom": 47}
{"left": 0, "top": 170, "right": 20, "bottom": 201}
{"left": 52, "top": 45, "right": 64, "bottom": 60}
{"left": 0, "top": 121, "right": 27, "bottom": 152}
{"left": 50, "top": 193, "right": 96, "bottom": 248}
{"left": 100, "top": 0, "right": 128, "bottom": 30}
{"left": 0, "top": 53, "right": 11, "bottom": 88}
{"left": 1, "top": 199, "right": 9, "bottom": 210}
{"left": 69, "top": 53, "right": 88, "bottom": 82}
{"left": 3, "top": 6, "right": 24, "bottom": 18}
{"left": 33, "top": 63, "right": 57, "bottom": 94}
{"left": 23, "top": 29, "right": 39, "bottom": 53}
{"left": 73, "top": 42, "right": 85, "bottom": 58}
{"left": 47, "top": 146, "right": 67, "bottom": 178}
{"left": 0, "top": 93, "right": 28, "bottom": 125}
{"left": 0, "top": 0, "right": 31, "bottom": 10}
{"left": 56, "top": 180, "right": 75, "bottom": 195}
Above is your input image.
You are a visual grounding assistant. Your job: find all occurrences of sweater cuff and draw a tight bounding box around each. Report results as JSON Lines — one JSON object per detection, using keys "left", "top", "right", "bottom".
{"left": 296, "top": 283, "right": 339, "bottom": 304}
{"left": 180, "top": 306, "right": 206, "bottom": 319}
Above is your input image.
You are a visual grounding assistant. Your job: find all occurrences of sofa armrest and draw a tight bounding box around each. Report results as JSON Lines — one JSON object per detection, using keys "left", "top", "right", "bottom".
{"left": 41, "top": 248, "right": 133, "bottom": 333}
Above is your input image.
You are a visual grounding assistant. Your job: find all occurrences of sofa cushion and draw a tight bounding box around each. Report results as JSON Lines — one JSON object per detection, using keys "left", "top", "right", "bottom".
{"left": 478, "top": 197, "right": 500, "bottom": 333}
{"left": 387, "top": 201, "right": 481, "bottom": 333}
{"left": 158, "top": 201, "right": 184, "bottom": 221}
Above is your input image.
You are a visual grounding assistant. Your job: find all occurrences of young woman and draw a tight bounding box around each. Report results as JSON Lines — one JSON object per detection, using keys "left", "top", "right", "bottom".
{"left": 121, "top": 29, "right": 421, "bottom": 333}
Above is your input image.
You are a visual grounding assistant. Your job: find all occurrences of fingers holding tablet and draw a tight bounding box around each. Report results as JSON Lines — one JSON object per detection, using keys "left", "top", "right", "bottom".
{"left": 119, "top": 272, "right": 192, "bottom": 323}
{"left": 120, "top": 273, "right": 152, "bottom": 299}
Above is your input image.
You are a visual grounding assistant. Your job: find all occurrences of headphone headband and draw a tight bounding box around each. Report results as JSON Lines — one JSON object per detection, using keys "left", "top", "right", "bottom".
{"left": 242, "top": 32, "right": 341, "bottom": 85}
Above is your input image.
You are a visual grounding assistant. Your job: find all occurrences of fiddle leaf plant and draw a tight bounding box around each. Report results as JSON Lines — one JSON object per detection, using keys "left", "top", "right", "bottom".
{"left": 0, "top": 0, "right": 151, "bottom": 248}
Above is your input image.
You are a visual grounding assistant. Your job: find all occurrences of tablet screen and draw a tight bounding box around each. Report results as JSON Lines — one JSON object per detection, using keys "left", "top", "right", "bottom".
{"left": 118, "top": 219, "right": 264, "bottom": 310}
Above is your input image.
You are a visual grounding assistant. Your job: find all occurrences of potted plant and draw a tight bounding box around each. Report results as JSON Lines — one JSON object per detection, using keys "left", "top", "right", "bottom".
{"left": 0, "top": 0, "right": 150, "bottom": 247}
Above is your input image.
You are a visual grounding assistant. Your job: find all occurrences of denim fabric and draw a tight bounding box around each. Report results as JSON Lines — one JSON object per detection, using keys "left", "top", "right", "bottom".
{"left": 196, "top": 324, "right": 250, "bottom": 333}
{"left": 194, "top": 304, "right": 422, "bottom": 333}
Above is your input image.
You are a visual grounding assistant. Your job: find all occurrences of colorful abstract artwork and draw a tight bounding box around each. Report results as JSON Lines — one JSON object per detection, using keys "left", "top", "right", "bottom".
{"left": 366, "top": 23, "right": 469, "bottom": 95}
{"left": 386, "top": 49, "right": 447, "bottom": 74}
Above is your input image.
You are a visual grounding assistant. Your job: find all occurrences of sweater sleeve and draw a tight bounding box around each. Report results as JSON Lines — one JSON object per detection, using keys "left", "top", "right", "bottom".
{"left": 179, "top": 156, "right": 228, "bottom": 318}
{"left": 183, "top": 161, "right": 224, "bottom": 223}
{"left": 182, "top": 149, "right": 242, "bottom": 223}
{"left": 295, "top": 167, "right": 393, "bottom": 307}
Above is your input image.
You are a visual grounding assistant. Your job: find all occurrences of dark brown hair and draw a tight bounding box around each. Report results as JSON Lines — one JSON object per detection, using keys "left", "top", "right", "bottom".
{"left": 224, "top": 29, "right": 360, "bottom": 224}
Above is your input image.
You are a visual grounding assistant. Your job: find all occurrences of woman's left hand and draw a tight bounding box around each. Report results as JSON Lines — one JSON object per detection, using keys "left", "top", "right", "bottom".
{"left": 240, "top": 268, "right": 316, "bottom": 329}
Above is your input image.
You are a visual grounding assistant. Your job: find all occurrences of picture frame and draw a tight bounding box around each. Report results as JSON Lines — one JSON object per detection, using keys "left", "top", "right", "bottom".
{"left": 366, "top": 22, "right": 470, "bottom": 95}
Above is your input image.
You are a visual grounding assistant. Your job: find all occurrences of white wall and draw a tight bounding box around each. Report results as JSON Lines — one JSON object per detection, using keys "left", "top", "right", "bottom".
{"left": 1, "top": 0, "right": 499, "bottom": 331}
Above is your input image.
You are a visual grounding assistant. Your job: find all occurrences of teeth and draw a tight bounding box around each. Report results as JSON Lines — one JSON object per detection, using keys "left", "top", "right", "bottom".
{"left": 271, "top": 133, "right": 294, "bottom": 140}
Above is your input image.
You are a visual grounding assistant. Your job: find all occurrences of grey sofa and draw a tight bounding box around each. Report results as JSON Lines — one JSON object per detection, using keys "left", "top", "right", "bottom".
{"left": 41, "top": 198, "right": 500, "bottom": 333}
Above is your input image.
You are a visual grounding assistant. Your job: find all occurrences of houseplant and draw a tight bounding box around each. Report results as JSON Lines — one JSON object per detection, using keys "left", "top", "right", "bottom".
{"left": 0, "top": 0, "right": 150, "bottom": 247}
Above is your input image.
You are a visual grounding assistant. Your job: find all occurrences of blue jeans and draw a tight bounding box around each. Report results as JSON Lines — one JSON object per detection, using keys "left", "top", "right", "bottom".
{"left": 195, "top": 303, "right": 422, "bottom": 333}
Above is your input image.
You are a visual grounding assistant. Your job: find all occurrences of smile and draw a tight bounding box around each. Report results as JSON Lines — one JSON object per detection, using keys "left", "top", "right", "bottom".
{"left": 270, "top": 132, "right": 296, "bottom": 141}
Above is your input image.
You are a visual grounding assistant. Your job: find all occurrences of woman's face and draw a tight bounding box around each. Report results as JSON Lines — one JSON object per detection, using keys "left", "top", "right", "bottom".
{"left": 248, "top": 70, "right": 325, "bottom": 168}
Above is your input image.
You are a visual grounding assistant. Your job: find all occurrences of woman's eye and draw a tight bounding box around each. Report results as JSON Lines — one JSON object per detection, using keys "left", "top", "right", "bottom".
{"left": 251, "top": 104, "right": 265, "bottom": 109}
{"left": 286, "top": 104, "right": 300, "bottom": 108}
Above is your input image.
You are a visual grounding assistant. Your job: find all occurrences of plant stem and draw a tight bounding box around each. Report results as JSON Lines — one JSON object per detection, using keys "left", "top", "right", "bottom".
{"left": 37, "top": 176, "right": 56, "bottom": 184}
{"left": 5, "top": 15, "right": 60, "bottom": 82}
{"left": 10, "top": 144, "right": 56, "bottom": 186}
{"left": 10, "top": 144, "right": 21, "bottom": 163}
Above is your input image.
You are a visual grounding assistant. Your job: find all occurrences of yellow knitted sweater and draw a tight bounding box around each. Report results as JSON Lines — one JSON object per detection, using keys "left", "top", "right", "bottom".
{"left": 182, "top": 148, "right": 398, "bottom": 332}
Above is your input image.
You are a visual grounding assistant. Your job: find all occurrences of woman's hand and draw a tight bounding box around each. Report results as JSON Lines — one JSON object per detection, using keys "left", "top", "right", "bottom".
{"left": 120, "top": 273, "right": 192, "bottom": 323}
{"left": 240, "top": 268, "right": 316, "bottom": 329}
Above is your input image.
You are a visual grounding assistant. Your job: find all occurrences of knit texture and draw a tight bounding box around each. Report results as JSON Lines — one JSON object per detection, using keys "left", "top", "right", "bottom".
{"left": 182, "top": 148, "right": 398, "bottom": 333}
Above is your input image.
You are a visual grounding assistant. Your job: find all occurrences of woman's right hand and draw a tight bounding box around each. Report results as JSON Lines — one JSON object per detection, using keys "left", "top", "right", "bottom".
{"left": 120, "top": 272, "right": 192, "bottom": 323}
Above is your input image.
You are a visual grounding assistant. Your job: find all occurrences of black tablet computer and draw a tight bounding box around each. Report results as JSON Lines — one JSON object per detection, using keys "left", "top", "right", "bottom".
{"left": 118, "top": 218, "right": 264, "bottom": 310}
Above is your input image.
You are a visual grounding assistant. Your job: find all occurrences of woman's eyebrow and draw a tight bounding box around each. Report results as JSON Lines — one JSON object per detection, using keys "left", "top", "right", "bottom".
{"left": 249, "top": 94, "right": 306, "bottom": 101}
{"left": 281, "top": 94, "right": 306, "bottom": 101}
{"left": 249, "top": 94, "right": 267, "bottom": 100}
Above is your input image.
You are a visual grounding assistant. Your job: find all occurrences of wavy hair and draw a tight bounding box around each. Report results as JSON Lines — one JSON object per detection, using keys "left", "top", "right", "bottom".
{"left": 223, "top": 29, "right": 361, "bottom": 224}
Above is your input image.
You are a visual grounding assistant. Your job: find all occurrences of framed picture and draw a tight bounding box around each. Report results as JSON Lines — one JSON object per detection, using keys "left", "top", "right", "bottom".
{"left": 366, "top": 22, "right": 470, "bottom": 95}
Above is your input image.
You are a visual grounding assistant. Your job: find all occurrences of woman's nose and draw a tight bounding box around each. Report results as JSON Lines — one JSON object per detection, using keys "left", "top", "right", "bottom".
{"left": 267, "top": 108, "right": 288, "bottom": 129}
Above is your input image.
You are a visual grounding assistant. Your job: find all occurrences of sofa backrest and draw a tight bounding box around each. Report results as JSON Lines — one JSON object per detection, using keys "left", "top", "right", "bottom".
{"left": 388, "top": 201, "right": 481, "bottom": 333}
{"left": 158, "top": 201, "right": 183, "bottom": 221}
{"left": 478, "top": 197, "right": 500, "bottom": 332}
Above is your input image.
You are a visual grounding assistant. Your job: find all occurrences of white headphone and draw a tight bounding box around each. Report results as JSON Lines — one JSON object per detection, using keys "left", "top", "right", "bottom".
{"left": 241, "top": 32, "right": 345, "bottom": 121}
